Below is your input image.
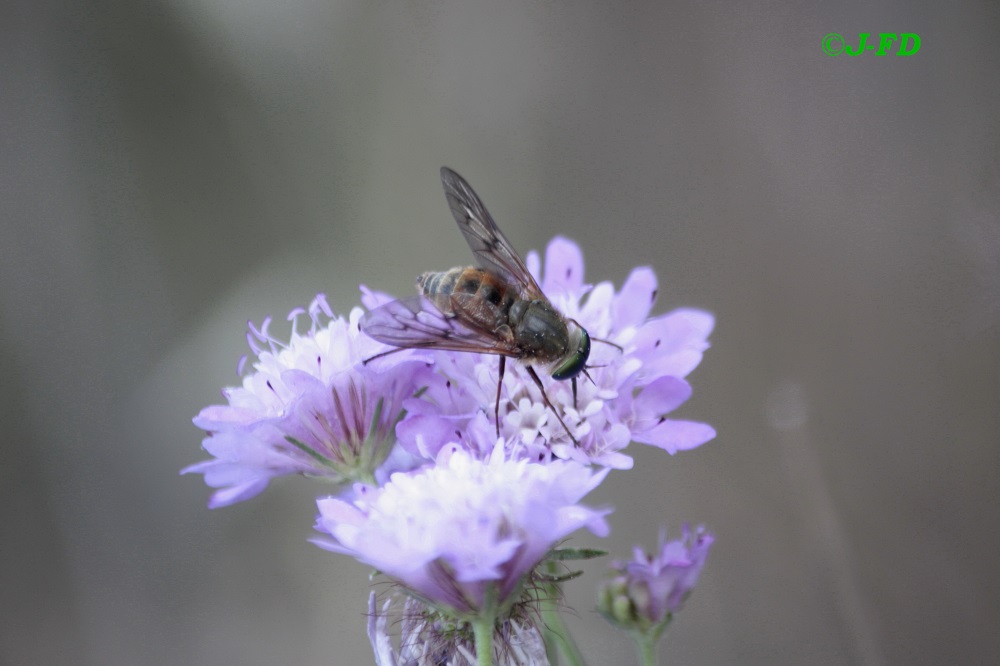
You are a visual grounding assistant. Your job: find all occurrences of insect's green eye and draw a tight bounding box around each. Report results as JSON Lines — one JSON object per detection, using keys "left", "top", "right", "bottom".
{"left": 552, "top": 328, "right": 591, "bottom": 381}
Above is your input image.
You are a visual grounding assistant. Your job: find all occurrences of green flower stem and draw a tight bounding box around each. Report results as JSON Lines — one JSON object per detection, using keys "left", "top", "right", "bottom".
{"left": 540, "top": 593, "right": 586, "bottom": 666}
{"left": 634, "top": 631, "right": 657, "bottom": 666}
{"left": 472, "top": 616, "right": 494, "bottom": 666}
{"left": 632, "top": 615, "right": 671, "bottom": 666}
{"left": 539, "top": 560, "right": 585, "bottom": 666}
{"left": 471, "top": 585, "right": 498, "bottom": 666}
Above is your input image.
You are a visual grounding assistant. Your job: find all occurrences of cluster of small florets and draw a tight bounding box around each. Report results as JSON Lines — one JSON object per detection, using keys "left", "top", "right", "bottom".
{"left": 598, "top": 525, "right": 714, "bottom": 635}
{"left": 185, "top": 238, "right": 715, "bottom": 664}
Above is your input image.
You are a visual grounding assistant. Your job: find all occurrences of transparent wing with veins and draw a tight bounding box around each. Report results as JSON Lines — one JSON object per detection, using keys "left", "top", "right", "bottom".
{"left": 360, "top": 295, "right": 520, "bottom": 357}
{"left": 440, "top": 166, "right": 545, "bottom": 300}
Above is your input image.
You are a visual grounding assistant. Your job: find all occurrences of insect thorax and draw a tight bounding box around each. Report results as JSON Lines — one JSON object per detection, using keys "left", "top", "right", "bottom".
{"left": 509, "top": 299, "right": 571, "bottom": 363}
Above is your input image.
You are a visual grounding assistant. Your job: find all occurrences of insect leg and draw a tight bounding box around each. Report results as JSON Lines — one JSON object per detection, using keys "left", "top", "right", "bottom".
{"left": 362, "top": 347, "right": 411, "bottom": 365}
{"left": 495, "top": 356, "right": 506, "bottom": 438}
{"left": 572, "top": 377, "right": 578, "bottom": 411}
{"left": 525, "top": 365, "right": 579, "bottom": 447}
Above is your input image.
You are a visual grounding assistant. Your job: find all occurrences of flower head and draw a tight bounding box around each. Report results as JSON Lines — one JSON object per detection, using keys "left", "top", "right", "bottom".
{"left": 598, "top": 525, "right": 713, "bottom": 634}
{"left": 183, "top": 295, "right": 429, "bottom": 507}
{"left": 373, "top": 237, "right": 716, "bottom": 469}
{"left": 314, "top": 443, "right": 611, "bottom": 616}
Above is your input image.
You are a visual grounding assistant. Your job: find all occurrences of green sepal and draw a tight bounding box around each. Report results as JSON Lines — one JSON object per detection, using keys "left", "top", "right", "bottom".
{"left": 536, "top": 569, "right": 584, "bottom": 584}
{"left": 284, "top": 436, "right": 338, "bottom": 469}
{"left": 546, "top": 547, "right": 608, "bottom": 561}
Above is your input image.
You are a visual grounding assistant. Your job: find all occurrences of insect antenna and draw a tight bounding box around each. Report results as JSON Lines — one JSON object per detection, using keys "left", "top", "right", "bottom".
{"left": 567, "top": 318, "right": 622, "bottom": 353}
{"left": 591, "top": 336, "right": 623, "bottom": 352}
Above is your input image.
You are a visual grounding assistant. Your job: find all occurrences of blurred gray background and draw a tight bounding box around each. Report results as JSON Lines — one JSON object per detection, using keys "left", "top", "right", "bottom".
{"left": 3, "top": 1, "right": 998, "bottom": 664}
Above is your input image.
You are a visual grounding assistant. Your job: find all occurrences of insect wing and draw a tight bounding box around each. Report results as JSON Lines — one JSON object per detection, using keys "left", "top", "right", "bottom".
{"left": 440, "top": 167, "right": 544, "bottom": 299}
{"left": 361, "top": 295, "right": 517, "bottom": 356}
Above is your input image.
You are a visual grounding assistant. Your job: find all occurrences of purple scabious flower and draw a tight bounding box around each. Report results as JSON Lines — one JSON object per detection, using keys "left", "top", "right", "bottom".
{"left": 370, "top": 237, "right": 716, "bottom": 469}
{"left": 183, "top": 295, "right": 430, "bottom": 508}
{"left": 367, "top": 593, "right": 548, "bottom": 666}
{"left": 598, "top": 525, "right": 713, "bottom": 633}
{"left": 313, "top": 442, "right": 611, "bottom": 617}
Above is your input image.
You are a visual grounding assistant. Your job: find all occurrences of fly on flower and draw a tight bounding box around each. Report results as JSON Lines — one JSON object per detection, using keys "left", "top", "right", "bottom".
{"left": 361, "top": 167, "right": 608, "bottom": 445}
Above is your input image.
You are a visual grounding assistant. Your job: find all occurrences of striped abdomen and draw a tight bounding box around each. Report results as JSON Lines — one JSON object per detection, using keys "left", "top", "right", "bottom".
{"left": 417, "top": 267, "right": 514, "bottom": 326}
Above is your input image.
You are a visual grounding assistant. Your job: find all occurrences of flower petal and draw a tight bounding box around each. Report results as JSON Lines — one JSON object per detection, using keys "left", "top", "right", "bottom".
{"left": 614, "top": 266, "right": 658, "bottom": 329}
{"left": 632, "top": 419, "right": 716, "bottom": 454}
{"left": 396, "top": 414, "right": 461, "bottom": 459}
{"left": 632, "top": 376, "right": 693, "bottom": 430}
{"left": 580, "top": 282, "right": 615, "bottom": 323}
{"left": 205, "top": 478, "right": 271, "bottom": 509}
{"left": 526, "top": 249, "right": 541, "bottom": 283}
{"left": 542, "top": 236, "right": 585, "bottom": 295}
{"left": 632, "top": 309, "right": 714, "bottom": 380}
{"left": 359, "top": 285, "right": 395, "bottom": 310}
{"left": 192, "top": 404, "right": 260, "bottom": 431}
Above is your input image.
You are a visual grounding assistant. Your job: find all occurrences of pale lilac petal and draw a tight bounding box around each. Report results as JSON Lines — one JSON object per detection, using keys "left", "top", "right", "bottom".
{"left": 671, "top": 308, "right": 715, "bottom": 338}
{"left": 198, "top": 429, "right": 299, "bottom": 469}
{"left": 563, "top": 506, "right": 612, "bottom": 538}
{"left": 205, "top": 478, "right": 271, "bottom": 509}
{"left": 588, "top": 450, "right": 635, "bottom": 469}
{"left": 360, "top": 285, "right": 395, "bottom": 310}
{"left": 542, "top": 236, "right": 585, "bottom": 295}
{"left": 188, "top": 432, "right": 305, "bottom": 496}
{"left": 396, "top": 414, "right": 461, "bottom": 459}
{"left": 631, "top": 376, "right": 693, "bottom": 430}
{"left": 278, "top": 368, "right": 324, "bottom": 395}
{"left": 192, "top": 404, "right": 260, "bottom": 430}
{"left": 193, "top": 461, "right": 268, "bottom": 489}
{"left": 632, "top": 420, "right": 716, "bottom": 454}
{"left": 526, "top": 249, "right": 541, "bottom": 283}
{"left": 580, "top": 282, "right": 615, "bottom": 322}
{"left": 614, "top": 267, "right": 658, "bottom": 329}
{"left": 315, "top": 496, "right": 366, "bottom": 527}
{"left": 632, "top": 309, "right": 714, "bottom": 380}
